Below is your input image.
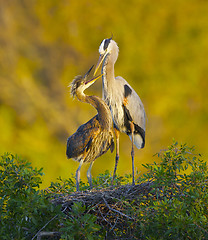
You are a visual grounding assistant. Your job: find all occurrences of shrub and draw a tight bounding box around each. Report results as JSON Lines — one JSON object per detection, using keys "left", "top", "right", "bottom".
{"left": 0, "top": 142, "right": 207, "bottom": 239}
{"left": 137, "top": 142, "right": 208, "bottom": 239}
{"left": 0, "top": 153, "right": 60, "bottom": 239}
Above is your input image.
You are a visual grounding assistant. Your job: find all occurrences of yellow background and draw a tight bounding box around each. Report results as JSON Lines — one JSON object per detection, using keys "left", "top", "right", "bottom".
{"left": 0, "top": 0, "right": 207, "bottom": 187}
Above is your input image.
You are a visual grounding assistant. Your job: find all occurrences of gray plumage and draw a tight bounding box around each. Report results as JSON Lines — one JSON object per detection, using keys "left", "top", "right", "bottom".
{"left": 94, "top": 38, "right": 146, "bottom": 184}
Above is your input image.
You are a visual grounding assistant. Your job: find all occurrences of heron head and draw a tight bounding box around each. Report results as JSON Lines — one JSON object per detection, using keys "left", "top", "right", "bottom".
{"left": 99, "top": 37, "right": 112, "bottom": 55}
{"left": 94, "top": 37, "right": 119, "bottom": 76}
{"left": 70, "top": 66, "right": 103, "bottom": 97}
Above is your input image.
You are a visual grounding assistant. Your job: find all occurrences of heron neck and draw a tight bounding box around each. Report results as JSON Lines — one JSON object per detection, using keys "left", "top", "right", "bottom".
{"left": 101, "top": 54, "right": 116, "bottom": 90}
{"left": 76, "top": 91, "right": 112, "bottom": 129}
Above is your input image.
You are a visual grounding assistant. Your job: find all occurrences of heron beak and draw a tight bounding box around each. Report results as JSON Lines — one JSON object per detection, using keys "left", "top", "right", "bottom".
{"left": 85, "top": 73, "right": 104, "bottom": 85}
{"left": 93, "top": 53, "right": 106, "bottom": 76}
{"left": 84, "top": 65, "right": 94, "bottom": 79}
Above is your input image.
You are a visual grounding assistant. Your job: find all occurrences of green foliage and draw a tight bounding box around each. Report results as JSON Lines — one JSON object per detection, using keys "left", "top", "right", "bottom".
{"left": 92, "top": 170, "right": 131, "bottom": 189}
{"left": 48, "top": 176, "right": 76, "bottom": 194}
{"left": 61, "top": 202, "right": 102, "bottom": 240}
{"left": 0, "top": 153, "right": 102, "bottom": 239}
{"left": 0, "top": 153, "right": 60, "bottom": 239}
{"left": 48, "top": 170, "right": 131, "bottom": 194}
{"left": 0, "top": 142, "right": 208, "bottom": 239}
{"left": 137, "top": 141, "right": 208, "bottom": 239}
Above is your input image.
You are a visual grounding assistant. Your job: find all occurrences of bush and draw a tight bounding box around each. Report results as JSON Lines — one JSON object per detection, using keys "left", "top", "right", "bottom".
{"left": 137, "top": 142, "right": 208, "bottom": 239}
{"left": 0, "top": 153, "right": 102, "bottom": 240}
{"left": 0, "top": 153, "right": 60, "bottom": 239}
{"left": 0, "top": 142, "right": 207, "bottom": 239}
{"left": 60, "top": 202, "right": 102, "bottom": 240}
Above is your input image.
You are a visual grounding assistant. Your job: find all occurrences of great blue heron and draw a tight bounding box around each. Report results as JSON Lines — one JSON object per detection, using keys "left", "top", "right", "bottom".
{"left": 66, "top": 66, "right": 114, "bottom": 191}
{"left": 94, "top": 38, "right": 146, "bottom": 185}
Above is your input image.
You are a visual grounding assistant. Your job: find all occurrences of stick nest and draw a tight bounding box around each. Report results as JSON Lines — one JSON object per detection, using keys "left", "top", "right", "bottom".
{"left": 52, "top": 182, "right": 153, "bottom": 238}
{"left": 53, "top": 182, "right": 152, "bottom": 207}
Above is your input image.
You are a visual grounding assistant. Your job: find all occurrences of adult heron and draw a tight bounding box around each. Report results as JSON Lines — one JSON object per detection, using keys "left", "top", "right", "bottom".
{"left": 94, "top": 38, "right": 146, "bottom": 185}
{"left": 66, "top": 66, "right": 114, "bottom": 191}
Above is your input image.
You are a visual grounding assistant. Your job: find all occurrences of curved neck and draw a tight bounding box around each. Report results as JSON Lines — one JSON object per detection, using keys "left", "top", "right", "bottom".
{"left": 76, "top": 91, "right": 112, "bottom": 129}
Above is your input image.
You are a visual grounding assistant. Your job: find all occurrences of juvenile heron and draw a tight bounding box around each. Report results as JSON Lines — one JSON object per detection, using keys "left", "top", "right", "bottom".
{"left": 66, "top": 66, "right": 114, "bottom": 191}
{"left": 94, "top": 38, "right": 146, "bottom": 185}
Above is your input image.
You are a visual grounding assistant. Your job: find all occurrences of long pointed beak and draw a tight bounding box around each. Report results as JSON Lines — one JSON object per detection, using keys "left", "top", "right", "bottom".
{"left": 84, "top": 65, "right": 94, "bottom": 79}
{"left": 93, "top": 53, "right": 106, "bottom": 76}
{"left": 85, "top": 73, "right": 104, "bottom": 85}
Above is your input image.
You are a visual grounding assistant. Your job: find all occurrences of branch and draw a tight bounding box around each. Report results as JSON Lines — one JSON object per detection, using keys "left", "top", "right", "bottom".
{"left": 102, "top": 197, "right": 134, "bottom": 220}
{"left": 36, "top": 232, "right": 60, "bottom": 240}
{"left": 31, "top": 207, "right": 67, "bottom": 240}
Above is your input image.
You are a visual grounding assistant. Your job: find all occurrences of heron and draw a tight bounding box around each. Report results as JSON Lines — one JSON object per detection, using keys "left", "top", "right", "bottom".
{"left": 94, "top": 38, "right": 146, "bottom": 185}
{"left": 66, "top": 66, "right": 114, "bottom": 191}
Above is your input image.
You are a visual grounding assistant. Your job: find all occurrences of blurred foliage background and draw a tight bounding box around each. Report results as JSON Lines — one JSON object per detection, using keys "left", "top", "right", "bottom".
{"left": 0, "top": 0, "right": 207, "bottom": 188}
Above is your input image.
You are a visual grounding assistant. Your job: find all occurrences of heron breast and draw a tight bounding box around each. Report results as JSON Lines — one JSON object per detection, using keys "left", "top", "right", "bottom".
{"left": 84, "top": 130, "right": 113, "bottom": 163}
{"left": 104, "top": 87, "right": 126, "bottom": 132}
{"left": 109, "top": 100, "right": 126, "bottom": 131}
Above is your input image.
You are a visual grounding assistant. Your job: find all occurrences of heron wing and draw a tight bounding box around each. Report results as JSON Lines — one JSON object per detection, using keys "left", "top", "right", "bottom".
{"left": 66, "top": 115, "right": 100, "bottom": 159}
{"left": 115, "top": 76, "right": 145, "bottom": 129}
{"left": 115, "top": 76, "right": 146, "bottom": 148}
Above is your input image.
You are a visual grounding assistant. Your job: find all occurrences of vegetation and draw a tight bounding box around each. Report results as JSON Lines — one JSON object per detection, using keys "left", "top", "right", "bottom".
{"left": 0, "top": 142, "right": 207, "bottom": 239}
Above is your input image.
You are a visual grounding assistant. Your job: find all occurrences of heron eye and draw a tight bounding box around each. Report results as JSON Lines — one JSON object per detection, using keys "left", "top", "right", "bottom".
{"left": 104, "top": 38, "right": 111, "bottom": 50}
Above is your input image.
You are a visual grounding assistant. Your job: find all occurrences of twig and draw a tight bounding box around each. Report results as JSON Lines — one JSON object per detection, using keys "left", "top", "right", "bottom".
{"left": 102, "top": 197, "right": 134, "bottom": 220}
{"left": 98, "top": 206, "right": 113, "bottom": 227}
{"left": 194, "top": 222, "right": 208, "bottom": 234}
{"left": 37, "top": 232, "right": 60, "bottom": 240}
{"left": 31, "top": 214, "right": 58, "bottom": 240}
{"left": 97, "top": 206, "right": 116, "bottom": 237}
{"left": 110, "top": 215, "right": 119, "bottom": 232}
{"left": 31, "top": 207, "right": 67, "bottom": 240}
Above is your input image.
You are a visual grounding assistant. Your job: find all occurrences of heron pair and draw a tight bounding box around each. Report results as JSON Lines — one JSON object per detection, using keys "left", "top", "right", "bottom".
{"left": 66, "top": 38, "right": 146, "bottom": 191}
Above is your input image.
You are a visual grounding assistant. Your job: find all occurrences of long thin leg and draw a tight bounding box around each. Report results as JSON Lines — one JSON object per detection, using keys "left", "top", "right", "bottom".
{"left": 76, "top": 159, "right": 84, "bottom": 191}
{"left": 87, "top": 161, "right": 94, "bottom": 189}
{"left": 112, "top": 128, "right": 120, "bottom": 185}
{"left": 130, "top": 121, "right": 135, "bottom": 185}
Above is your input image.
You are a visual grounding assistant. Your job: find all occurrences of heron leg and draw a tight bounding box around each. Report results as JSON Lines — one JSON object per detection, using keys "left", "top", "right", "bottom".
{"left": 76, "top": 159, "right": 84, "bottom": 191}
{"left": 87, "top": 161, "right": 94, "bottom": 189}
{"left": 112, "top": 128, "right": 120, "bottom": 185}
{"left": 130, "top": 121, "right": 135, "bottom": 185}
